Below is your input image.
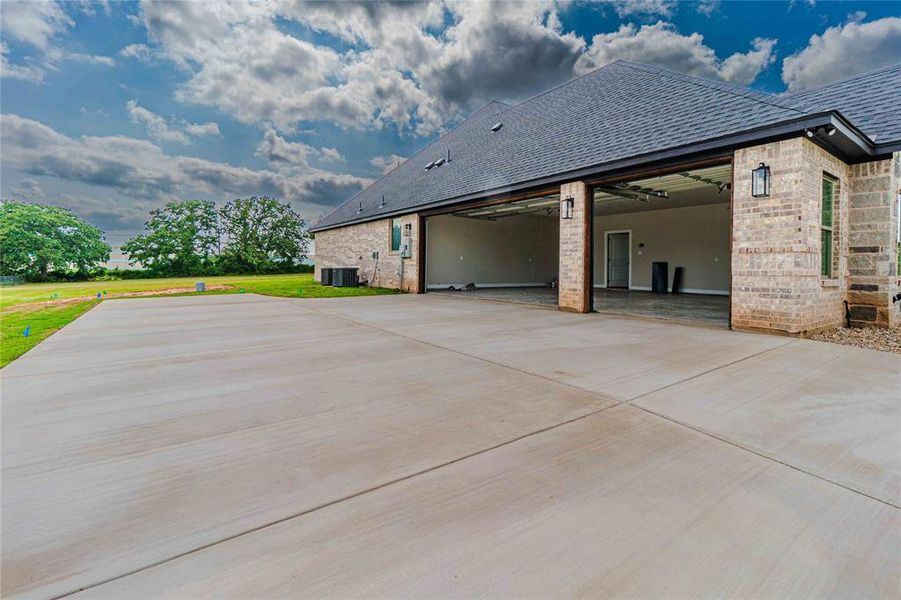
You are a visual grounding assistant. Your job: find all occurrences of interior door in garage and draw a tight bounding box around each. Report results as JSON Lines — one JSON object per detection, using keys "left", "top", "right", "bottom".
{"left": 607, "top": 232, "right": 630, "bottom": 288}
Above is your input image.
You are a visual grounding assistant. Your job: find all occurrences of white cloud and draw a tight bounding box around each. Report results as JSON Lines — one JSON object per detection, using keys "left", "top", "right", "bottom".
{"left": 0, "top": 42, "right": 45, "bottom": 82}
{"left": 127, "top": 100, "right": 190, "bottom": 144}
{"left": 118, "top": 43, "right": 156, "bottom": 62}
{"left": 370, "top": 154, "right": 407, "bottom": 174}
{"left": 576, "top": 22, "right": 776, "bottom": 85}
{"left": 131, "top": 1, "right": 588, "bottom": 135}
{"left": 255, "top": 126, "right": 346, "bottom": 170}
{"left": 183, "top": 121, "right": 221, "bottom": 137}
{"left": 132, "top": 1, "right": 779, "bottom": 136}
{"left": 609, "top": 0, "right": 677, "bottom": 18}
{"left": 1, "top": 114, "right": 370, "bottom": 222}
{"left": 126, "top": 100, "right": 221, "bottom": 144}
{"left": 255, "top": 125, "right": 317, "bottom": 170}
{"left": 696, "top": 0, "right": 720, "bottom": 17}
{"left": 319, "top": 147, "right": 344, "bottom": 162}
{"left": 45, "top": 47, "right": 115, "bottom": 66}
{"left": 782, "top": 17, "right": 901, "bottom": 91}
{"left": 0, "top": 2, "right": 114, "bottom": 80}
{"left": 0, "top": 0, "right": 73, "bottom": 49}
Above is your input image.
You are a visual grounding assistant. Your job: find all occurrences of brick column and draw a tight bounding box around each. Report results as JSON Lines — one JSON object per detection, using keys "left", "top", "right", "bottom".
{"left": 732, "top": 138, "right": 850, "bottom": 334}
{"left": 848, "top": 153, "right": 900, "bottom": 328}
{"left": 558, "top": 181, "right": 592, "bottom": 313}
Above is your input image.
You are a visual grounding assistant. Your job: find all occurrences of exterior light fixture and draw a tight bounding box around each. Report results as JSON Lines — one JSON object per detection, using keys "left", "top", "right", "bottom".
{"left": 751, "top": 162, "right": 770, "bottom": 198}
{"left": 561, "top": 196, "right": 575, "bottom": 219}
{"left": 805, "top": 129, "right": 815, "bottom": 138}
{"left": 826, "top": 125, "right": 837, "bottom": 136}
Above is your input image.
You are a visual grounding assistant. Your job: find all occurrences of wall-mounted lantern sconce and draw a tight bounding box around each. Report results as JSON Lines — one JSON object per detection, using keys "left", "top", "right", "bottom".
{"left": 561, "top": 196, "right": 575, "bottom": 219}
{"left": 751, "top": 162, "right": 770, "bottom": 198}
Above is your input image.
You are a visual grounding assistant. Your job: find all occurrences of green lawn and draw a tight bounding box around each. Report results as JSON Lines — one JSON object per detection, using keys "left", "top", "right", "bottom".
{"left": 1, "top": 273, "right": 398, "bottom": 368}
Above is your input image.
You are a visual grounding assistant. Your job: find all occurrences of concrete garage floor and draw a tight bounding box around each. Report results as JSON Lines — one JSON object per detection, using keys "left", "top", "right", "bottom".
{"left": 431, "top": 286, "right": 731, "bottom": 326}
{"left": 2, "top": 294, "right": 898, "bottom": 599}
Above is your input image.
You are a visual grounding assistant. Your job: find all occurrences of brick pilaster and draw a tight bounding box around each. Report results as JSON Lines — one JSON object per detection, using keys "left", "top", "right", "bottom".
{"left": 558, "top": 181, "right": 592, "bottom": 313}
{"left": 847, "top": 152, "right": 901, "bottom": 328}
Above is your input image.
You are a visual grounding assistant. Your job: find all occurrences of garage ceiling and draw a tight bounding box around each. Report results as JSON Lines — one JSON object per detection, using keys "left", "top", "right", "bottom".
{"left": 450, "top": 163, "right": 732, "bottom": 220}
{"left": 452, "top": 193, "right": 561, "bottom": 220}
{"left": 594, "top": 163, "right": 732, "bottom": 215}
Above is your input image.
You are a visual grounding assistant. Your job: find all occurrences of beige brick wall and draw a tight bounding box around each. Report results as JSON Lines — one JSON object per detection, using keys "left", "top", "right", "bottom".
{"left": 732, "top": 138, "right": 850, "bottom": 333}
{"left": 847, "top": 152, "right": 901, "bottom": 328}
{"left": 558, "top": 181, "right": 592, "bottom": 313}
{"left": 314, "top": 214, "right": 420, "bottom": 293}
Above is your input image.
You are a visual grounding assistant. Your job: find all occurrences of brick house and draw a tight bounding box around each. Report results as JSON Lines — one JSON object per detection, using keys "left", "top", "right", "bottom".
{"left": 311, "top": 61, "right": 900, "bottom": 333}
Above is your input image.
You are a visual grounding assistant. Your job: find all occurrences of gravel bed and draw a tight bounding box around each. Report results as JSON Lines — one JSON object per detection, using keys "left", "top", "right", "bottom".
{"left": 809, "top": 326, "right": 901, "bottom": 354}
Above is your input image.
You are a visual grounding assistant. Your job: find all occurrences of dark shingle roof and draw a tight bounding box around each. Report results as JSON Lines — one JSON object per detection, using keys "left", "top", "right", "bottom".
{"left": 783, "top": 63, "right": 901, "bottom": 145}
{"left": 313, "top": 60, "right": 895, "bottom": 232}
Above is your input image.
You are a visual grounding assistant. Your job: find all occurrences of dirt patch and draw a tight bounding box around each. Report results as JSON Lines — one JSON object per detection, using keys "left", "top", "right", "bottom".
{"left": 8, "top": 286, "right": 233, "bottom": 311}
{"left": 810, "top": 326, "right": 901, "bottom": 354}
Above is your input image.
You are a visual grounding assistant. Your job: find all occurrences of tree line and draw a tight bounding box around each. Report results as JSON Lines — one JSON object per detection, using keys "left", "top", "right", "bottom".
{"left": 0, "top": 197, "right": 311, "bottom": 281}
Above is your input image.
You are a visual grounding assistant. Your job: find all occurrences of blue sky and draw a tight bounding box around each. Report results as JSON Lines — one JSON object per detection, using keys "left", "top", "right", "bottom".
{"left": 1, "top": 0, "right": 899, "bottom": 242}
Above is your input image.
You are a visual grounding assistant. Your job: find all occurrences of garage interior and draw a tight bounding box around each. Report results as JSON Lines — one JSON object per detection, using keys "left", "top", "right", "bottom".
{"left": 425, "top": 193, "right": 561, "bottom": 291}
{"left": 426, "top": 163, "right": 732, "bottom": 326}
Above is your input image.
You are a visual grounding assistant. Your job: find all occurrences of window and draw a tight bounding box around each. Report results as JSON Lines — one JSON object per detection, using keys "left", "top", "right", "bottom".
{"left": 390, "top": 219, "right": 402, "bottom": 252}
{"left": 821, "top": 176, "right": 835, "bottom": 278}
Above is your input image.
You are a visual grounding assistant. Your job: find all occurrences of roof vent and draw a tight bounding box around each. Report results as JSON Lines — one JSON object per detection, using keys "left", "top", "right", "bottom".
{"left": 490, "top": 122, "right": 503, "bottom": 132}
{"left": 424, "top": 161, "right": 435, "bottom": 171}
{"left": 379, "top": 195, "right": 386, "bottom": 208}
{"left": 434, "top": 157, "right": 445, "bottom": 167}
{"left": 356, "top": 201, "right": 363, "bottom": 214}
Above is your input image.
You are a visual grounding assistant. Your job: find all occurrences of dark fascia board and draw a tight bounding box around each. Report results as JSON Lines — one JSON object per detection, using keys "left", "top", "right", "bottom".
{"left": 874, "top": 141, "right": 901, "bottom": 154}
{"left": 310, "top": 111, "right": 878, "bottom": 233}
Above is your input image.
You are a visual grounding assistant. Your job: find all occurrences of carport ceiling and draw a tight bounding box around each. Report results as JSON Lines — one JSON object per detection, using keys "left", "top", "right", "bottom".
{"left": 452, "top": 193, "right": 560, "bottom": 220}
{"left": 595, "top": 163, "right": 732, "bottom": 215}
{"left": 450, "top": 163, "right": 732, "bottom": 220}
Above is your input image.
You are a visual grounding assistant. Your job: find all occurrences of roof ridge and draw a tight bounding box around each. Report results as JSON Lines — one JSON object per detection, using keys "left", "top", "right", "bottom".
{"left": 618, "top": 61, "right": 807, "bottom": 116}
{"left": 783, "top": 62, "right": 901, "bottom": 97}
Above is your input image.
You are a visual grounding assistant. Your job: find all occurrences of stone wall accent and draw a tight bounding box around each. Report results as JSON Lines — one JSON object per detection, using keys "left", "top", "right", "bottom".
{"left": 558, "top": 181, "right": 592, "bottom": 313}
{"left": 314, "top": 214, "right": 421, "bottom": 293}
{"left": 847, "top": 152, "right": 901, "bottom": 328}
{"left": 732, "top": 138, "right": 850, "bottom": 333}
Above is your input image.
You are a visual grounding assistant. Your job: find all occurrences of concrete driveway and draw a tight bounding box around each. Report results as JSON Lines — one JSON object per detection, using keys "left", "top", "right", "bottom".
{"left": 2, "top": 293, "right": 898, "bottom": 599}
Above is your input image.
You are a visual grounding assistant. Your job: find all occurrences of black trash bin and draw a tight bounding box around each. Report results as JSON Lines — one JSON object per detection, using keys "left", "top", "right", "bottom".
{"left": 651, "top": 262, "right": 668, "bottom": 294}
{"left": 321, "top": 267, "right": 333, "bottom": 286}
{"left": 332, "top": 267, "right": 359, "bottom": 287}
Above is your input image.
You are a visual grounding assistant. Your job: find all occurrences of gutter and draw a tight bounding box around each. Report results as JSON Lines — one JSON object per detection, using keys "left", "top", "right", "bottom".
{"left": 310, "top": 110, "right": 883, "bottom": 233}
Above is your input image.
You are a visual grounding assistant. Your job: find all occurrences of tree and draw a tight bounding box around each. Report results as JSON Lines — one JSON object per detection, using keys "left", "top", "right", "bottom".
{"left": 122, "top": 200, "right": 220, "bottom": 276}
{"left": 219, "top": 197, "right": 309, "bottom": 273}
{"left": 0, "top": 201, "right": 110, "bottom": 280}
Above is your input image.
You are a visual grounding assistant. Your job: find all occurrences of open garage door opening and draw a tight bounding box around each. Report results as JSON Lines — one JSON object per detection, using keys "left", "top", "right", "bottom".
{"left": 592, "top": 162, "right": 732, "bottom": 326}
{"left": 425, "top": 193, "right": 561, "bottom": 306}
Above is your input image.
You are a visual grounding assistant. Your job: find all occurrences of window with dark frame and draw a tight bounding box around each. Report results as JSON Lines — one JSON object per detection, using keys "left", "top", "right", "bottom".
{"left": 821, "top": 176, "right": 835, "bottom": 278}
{"left": 390, "top": 219, "right": 402, "bottom": 252}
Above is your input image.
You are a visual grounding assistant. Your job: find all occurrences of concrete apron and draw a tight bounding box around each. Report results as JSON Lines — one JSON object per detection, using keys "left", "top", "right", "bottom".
{"left": 2, "top": 293, "right": 898, "bottom": 598}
